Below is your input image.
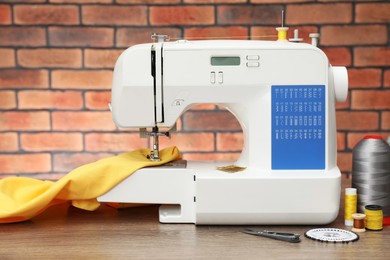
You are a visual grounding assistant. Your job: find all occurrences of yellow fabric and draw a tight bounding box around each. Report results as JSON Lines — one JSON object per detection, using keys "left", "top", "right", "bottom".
{"left": 0, "top": 146, "right": 180, "bottom": 223}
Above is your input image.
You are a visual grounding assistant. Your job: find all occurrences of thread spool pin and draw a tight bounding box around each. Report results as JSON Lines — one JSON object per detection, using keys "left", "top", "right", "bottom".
{"left": 289, "top": 29, "right": 303, "bottom": 42}
{"left": 309, "top": 33, "right": 320, "bottom": 46}
{"left": 276, "top": 9, "right": 289, "bottom": 41}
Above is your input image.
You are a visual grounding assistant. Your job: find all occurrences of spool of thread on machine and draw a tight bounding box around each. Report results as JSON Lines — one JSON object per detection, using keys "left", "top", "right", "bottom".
{"left": 351, "top": 213, "right": 366, "bottom": 233}
{"left": 276, "top": 27, "right": 289, "bottom": 41}
{"left": 352, "top": 136, "right": 390, "bottom": 226}
{"left": 345, "top": 188, "right": 357, "bottom": 226}
{"left": 276, "top": 9, "right": 289, "bottom": 41}
{"left": 365, "top": 205, "right": 383, "bottom": 231}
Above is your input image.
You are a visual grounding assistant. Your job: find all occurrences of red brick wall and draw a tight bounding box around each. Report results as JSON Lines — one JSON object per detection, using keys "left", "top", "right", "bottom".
{"left": 0, "top": 0, "right": 389, "bottom": 179}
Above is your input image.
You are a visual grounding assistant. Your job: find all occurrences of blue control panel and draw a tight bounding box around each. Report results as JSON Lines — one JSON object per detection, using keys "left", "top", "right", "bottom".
{"left": 271, "top": 85, "right": 326, "bottom": 170}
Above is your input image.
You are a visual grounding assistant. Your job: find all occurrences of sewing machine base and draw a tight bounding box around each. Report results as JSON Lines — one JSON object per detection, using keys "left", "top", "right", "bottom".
{"left": 98, "top": 161, "right": 341, "bottom": 225}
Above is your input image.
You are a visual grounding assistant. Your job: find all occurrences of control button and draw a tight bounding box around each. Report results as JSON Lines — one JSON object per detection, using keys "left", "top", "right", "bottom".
{"left": 246, "top": 55, "right": 260, "bottom": 60}
{"left": 218, "top": 71, "right": 223, "bottom": 84}
{"left": 210, "top": 72, "right": 216, "bottom": 84}
{"left": 246, "top": 62, "right": 260, "bottom": 67}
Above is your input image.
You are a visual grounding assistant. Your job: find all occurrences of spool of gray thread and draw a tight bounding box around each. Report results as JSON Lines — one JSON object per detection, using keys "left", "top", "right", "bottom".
{"left": 352, "top": 136, "right": 390, "bottom": 216}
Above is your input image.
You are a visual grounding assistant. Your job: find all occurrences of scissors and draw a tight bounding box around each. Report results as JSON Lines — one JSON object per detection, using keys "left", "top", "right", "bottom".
{"left": 243, "top": 229, "right": 301, "bottom": 243}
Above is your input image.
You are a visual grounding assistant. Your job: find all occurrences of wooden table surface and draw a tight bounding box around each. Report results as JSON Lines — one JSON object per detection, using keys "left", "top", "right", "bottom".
{"left": 0, "top": 176, "right": 388, "bottom": 260}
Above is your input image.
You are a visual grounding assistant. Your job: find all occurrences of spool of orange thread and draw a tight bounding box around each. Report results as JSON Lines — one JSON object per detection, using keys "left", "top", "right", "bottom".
{"left": 351, "top": 213, "right": 366, "bottom": 233}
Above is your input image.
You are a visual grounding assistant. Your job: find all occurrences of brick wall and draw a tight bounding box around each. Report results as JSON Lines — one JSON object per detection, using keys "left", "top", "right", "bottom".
{"left": 0, "top": 0, "right": 389, "bottom": 179}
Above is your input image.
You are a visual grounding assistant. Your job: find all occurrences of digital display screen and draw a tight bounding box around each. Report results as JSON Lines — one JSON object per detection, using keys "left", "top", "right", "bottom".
{"left": 211, "top": 57, "right": 240, "bottom": 66}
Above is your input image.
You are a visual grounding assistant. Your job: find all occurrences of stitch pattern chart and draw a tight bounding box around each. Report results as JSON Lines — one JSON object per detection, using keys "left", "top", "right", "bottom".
{"left": 272, "top": 85, "right": 326, "bottom": 170}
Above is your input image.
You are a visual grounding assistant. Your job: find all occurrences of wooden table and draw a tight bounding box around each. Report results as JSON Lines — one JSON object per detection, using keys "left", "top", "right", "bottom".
{"left": 0, "top": 176, "right": 388, "bottom": 259}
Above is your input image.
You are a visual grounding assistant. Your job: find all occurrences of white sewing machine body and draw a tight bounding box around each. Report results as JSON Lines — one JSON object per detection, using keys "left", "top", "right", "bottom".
{"left": 98, "top": 38, "right": 348, "bottom": 225}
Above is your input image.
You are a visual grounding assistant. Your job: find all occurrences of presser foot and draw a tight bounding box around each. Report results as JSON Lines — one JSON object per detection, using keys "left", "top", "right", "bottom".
{"left": 141, "top": 126, "right": 170, "bottom": 162}
{"left": 147, "top": 152, "right": 161, "bottom": 162}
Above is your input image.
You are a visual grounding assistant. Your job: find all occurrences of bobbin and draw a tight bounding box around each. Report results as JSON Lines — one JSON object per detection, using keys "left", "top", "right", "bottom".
{"left": 351, "top": 213, "right": 366, "bottom": 233}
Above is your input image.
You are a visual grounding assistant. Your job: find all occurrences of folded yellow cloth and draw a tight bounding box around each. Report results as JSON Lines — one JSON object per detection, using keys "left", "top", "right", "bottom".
{"left": 0, "top": 146, "right": 180, "bottom": 223}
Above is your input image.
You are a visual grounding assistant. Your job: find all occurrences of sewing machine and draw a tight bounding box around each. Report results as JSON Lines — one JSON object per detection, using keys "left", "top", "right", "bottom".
{"left": 98, "top": 32, "right": 348, "bottom": 225}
